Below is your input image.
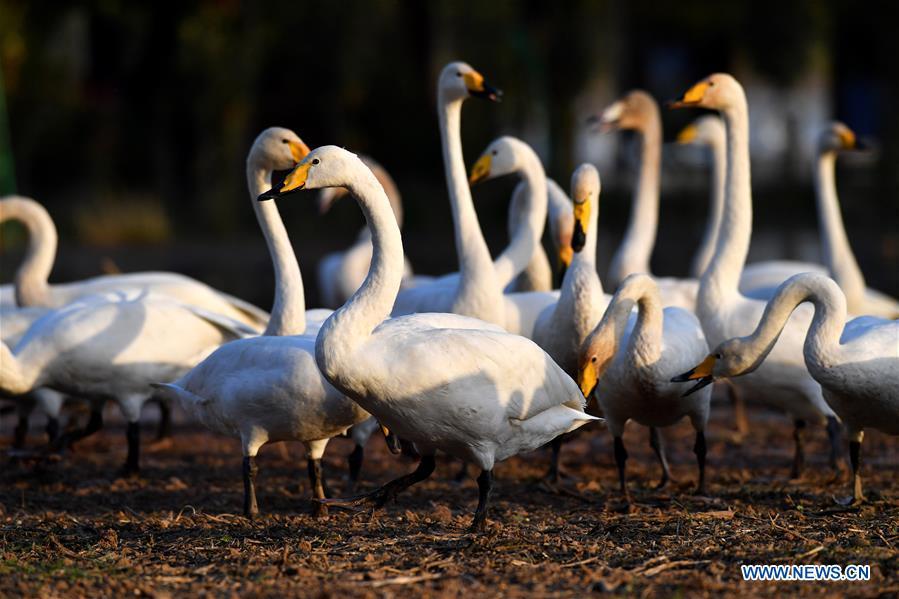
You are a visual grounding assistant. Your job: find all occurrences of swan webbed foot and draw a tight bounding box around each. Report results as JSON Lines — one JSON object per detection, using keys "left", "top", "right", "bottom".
{"left": 317, "top": 455, "right": 437, "bottom": 511}
{"left": 243, "top": 455, "right": 260, "bottom": 519}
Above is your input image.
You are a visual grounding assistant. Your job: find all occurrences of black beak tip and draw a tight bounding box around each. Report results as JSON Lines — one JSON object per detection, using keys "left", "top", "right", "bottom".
{"left": 257, "top": 190, "right": 278, "bottom": 202}
{"left": 681, "top": 376, "right": 714, "bottom": 397}
{"left": 670, "top": 370, "right": 694, "bottom": 383}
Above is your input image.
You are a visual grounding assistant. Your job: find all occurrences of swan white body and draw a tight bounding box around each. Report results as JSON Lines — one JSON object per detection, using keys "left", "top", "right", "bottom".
{"left": 316, "top": 156, "right": 416, "bottom": 308}
{"left": 270, "top": 145, "right": 598, "bottom": 530}
{"left": 687, "top": 273, "right": 898, "bottom": 501}
{"left": 670, "top": 74, "right": 839, "bottom": 475}
{"left": 595, "top": 92, "right": 698, "bottom": 311}
{"left": 0, "top": 196, "right": 269, "bottom": 329}
{"left": 579, "top": 273, "right": 711, "bottom": 495}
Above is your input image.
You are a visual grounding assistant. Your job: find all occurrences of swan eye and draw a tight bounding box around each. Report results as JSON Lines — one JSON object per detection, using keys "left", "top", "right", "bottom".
{"left": 491, "top": 150, "right": 498, "bottom": 156}
{"left": 281, "top": 138, "right": 289, "bottom": 144}
{"left": 311, "top": 158, "right": 320, "bottom": 165}
{"left": 591, "top": 356, "right": 597, "bottom": 363}
{"left": 709, "top": 81, "right": 715, "bottom": 87}
{"left": 456, "top": 71, "right": 462, "bottom": 77}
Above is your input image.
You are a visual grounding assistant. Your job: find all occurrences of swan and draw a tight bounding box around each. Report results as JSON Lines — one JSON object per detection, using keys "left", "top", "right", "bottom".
{"left": 579, "top": 273, "right": 712, "bottom": 499}
{"left": 150, "top": 127, "right": 380, "bottom": 517}
{"left": 506, "top": 178, "right": 574, "bottom": 292}
{"left": 265, "top": 145, "right": 600, "bottom": 531}
{"left": 591, "top": 91, "right": 698, "bottom": 311}
{"left": 669, "top": 73, "right": 841, "bottom": 477}
{"left": 316, "top": 155, "right": 418, "bottom": 308}
{"left": 0, "top": 289, "right": 253, "bottom": 474}
{"left": 528, "top": 165, "right": 610, "bottom": 479}
{"left": 673, "top": 273, "right": 898, "bottom": 503}
{"left": 738, "top": 123, "right": 899, "bottom": 318}
{"left": 0, "top": 196, "right": 269, "bottom": 329}
{"left": 389, "top": 62, "right": 510, "bottom": 326}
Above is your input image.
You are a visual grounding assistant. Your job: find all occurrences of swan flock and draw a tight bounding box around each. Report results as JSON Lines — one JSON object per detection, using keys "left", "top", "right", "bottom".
{"left": 1, "top": 63, "right": 896, "bottom": 532}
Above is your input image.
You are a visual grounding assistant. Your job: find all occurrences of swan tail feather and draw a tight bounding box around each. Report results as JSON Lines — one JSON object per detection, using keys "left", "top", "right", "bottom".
{"left": 509, "top": 405, "right": 603, "bottom": 450}
{"left": 0, "top": 340, "right": 31, "bottom": 396}
{"left": 150, "top": 382, "right": 210, "bottom": 409}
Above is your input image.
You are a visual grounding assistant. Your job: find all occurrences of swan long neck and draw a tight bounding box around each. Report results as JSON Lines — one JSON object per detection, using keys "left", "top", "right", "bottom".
{"left": 0, "top": 198, "right": 57, "bottom": 307}
{"left": 608, "top": 111, "right": 661, "bottom": 286}
{"left": 316, "top": 171, "right": 404, "bottom": 371}
{"left": 493, "top": 150, "right": 548, "bottom": 287}
{"left": 733, "top": 274, "right": 847, "bottom": 376}
{"left": 247, "top": 163, "right": 306, "bottom": 336}
{"left": 621, "top": 276, "right": 664, "bottom": 370}
{"left": 0, "top": 340, "right": 38, "bottom": 395}
{"left": 439, "top": 96, "right": 501, "bottom": 318}
{"left": 691, "top": 131, "right": 727, "bottom": 278}
{"left": 815, "top": 151, "right": 866, "bottom": 312}
{"left": 700, "top": 99, "right": 752, "bottom": 318}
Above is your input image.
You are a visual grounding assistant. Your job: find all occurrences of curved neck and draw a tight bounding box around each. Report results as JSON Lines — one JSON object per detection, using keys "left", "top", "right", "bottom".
{"left": 622, "top": 277, "right": 664, "bottom": 369}
{"left": 439, "top": 96, "right": 501, "bottom": 314}
{"left": 608, "top": 115, "right": 661, "bottom": 285}
{"left": 316, "top": 170, "right": 404, "bottom": 366}
{"left": 700, "top": 100, "right": 752, "bottom": 307}
{"left": 247, "top": 162, "right": 306, "bottom": 336}
{"left": 494, "top": 150, "right": 548, "bottom": 287}
{"left": 690, "top": 134, "right": 727, "bottom": 278}
{"left": 0, "top": 198, "right": 57, "bottom": 307}
{"left": 815, "top": 151, "right": 866, "bottom": 311}
{"left": 734, "top": 275, "right": 847, "bottom": 375}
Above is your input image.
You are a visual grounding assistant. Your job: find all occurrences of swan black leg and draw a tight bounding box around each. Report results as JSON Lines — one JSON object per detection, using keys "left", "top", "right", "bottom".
{"left": 122, "top": 421, "right": 140, "bottom": 476}
{"left": 826, "top": 416, "right": 843, "bottom": 472}
{"left": 614, "top": 436, "right": 630, "bottom": 502}
{"left": 13, "top": 413, "right": 28, "bottom": 449}
{"left": 347, "top": 444, "right": 364, "bottom": 494}
{"left": 45, "top": 417, "right": 60, "bottom": 444}
{"left": 544, "top": 437, "right": 565, "bottom": 484}
{"left": 649, "top": 427, "right": 672, "bottom": 489}
{"left": 470, "top": 468, "right": 494, "bottom": 533}
{"left": 849, "top": 440, "right": 865, "bottom": 504}
{"left": 790, "top": 419, "right": 806, "bottom": 479}
{"left": 694, "top": 430, "right": 707, "bottom": 494}
{"left": 308, "top": 457, "right": 329, "bottom": 517}
{"left": 53, "top": 407, "right": 103, "bottom": 452}
{"left": 243, "top": 456, "right": 259, "bottom": 518}
{"left": 454, "top": 460, "right": 469, "bottom": 483}
{"left": 156, "top": 399, "right": 172, "bottom": 440}
{"left": 319, "top": 454, "right": 436, "bottom": 510}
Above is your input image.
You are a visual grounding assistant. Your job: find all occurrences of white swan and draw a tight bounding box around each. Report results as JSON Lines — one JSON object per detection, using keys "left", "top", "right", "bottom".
{"left": 267, "top": 145, "right": 599, "bottom": 531}
{"left": 528, "top": 165, "right": 610, "bottom": 479}
{"left": 673, "top": 273, "right": 898, "bottom": 503}
{"left": 151, "top": 127, "right": 379, "bottom": 517}
{"left": 0, "top": 196, "right": 269, "bottom": 329}
{"left": 669, "top": 74, "right": 841, "bottom": 476}
{"left": 316, "top": 155, "right": 417, "bottom": 308}
{"left": 579, "top": 273, "right": 712, "bottom": 498}
{"left": 592, "top": 91, "right": 698, "bottom": 311}
{"left": 738, "top": 123, "right": 899, "bottom": 318}
{"left": 506, "top": 178, "right": 574, "bottom": 292}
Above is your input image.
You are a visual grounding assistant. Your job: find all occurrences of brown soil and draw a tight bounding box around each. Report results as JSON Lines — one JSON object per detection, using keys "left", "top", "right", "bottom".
{"left": 1, "top": 402, "right": 897, "bottom": 598}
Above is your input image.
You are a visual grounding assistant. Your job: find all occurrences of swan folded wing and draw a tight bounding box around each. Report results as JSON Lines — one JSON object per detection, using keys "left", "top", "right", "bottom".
{"left": 215, "top": 290, "right": 270, "bottom": 328}
{"left": 178, "top": 304, "right": 260, "bottom": 339}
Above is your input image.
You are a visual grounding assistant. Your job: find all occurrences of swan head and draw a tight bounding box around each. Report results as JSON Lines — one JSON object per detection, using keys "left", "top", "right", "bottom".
{"left": 468, "top": 136, "right": 530, "bottom": 186}
{"left": 818, "top": 122, "right": 859, "bottom": 154}
{"left": 668, "top": 73, "right": 742, "bottom": 111}
{"left": 570, "top": 164, "right": 599, "bottom": 253}
{"left": 676, "top": 115, "right": 725, "bottom": 147}
{"left": 671, "top": 339, "right": 757, "bottom": 396}
{"left": 577, "top": 325, "right": 617, "bottom": 399}
{"left": 439, "top": 61, "right": 502, "bottom": 103}
{"left": 588, "top": 90, "right": 657, "bottom": 133}
{"left": 248, "top": 127, "right": 310, "bottom": 172}
{"left": 258, "top": 145, "right": 364, "bottom": 200}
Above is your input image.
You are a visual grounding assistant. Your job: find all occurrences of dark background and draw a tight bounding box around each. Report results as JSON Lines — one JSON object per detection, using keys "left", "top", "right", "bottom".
{"left": 1, "top": 0, "right": 897, "bottom": 308}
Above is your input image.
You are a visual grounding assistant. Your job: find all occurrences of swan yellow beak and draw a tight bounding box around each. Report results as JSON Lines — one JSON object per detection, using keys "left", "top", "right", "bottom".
{"left": 676, "top": 123, "right": 699, "bottom": 144}
{"left": 289, "top": 140, "right": 311, "bottom": 163}
{"left": 578, "top": 359, "right": 598, "bottom": 398}
{"left": 283, "top": 161, "right": 312, "bottom": 193}
{"left": 671, "top": 354, "right": 717, "bottom": 397}
{"left": 572, "top": 200, "right": 590, "bottom": 253}
{"left": 838, "top": 128, "right": 856, "bottom": 149}
{"left": 558, "top": 245, "right": 573, "bottom": 269}
{"left": 669, "top": 81, "right": 709, "bottom": 109}
{"left": 463, "top": 71, "right": 502, "bottom": 101}
{"left": 469, "top": 154, "right": 492, "bottom": 185}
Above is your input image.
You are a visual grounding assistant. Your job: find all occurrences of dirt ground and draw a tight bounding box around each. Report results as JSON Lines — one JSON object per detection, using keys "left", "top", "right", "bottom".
{"left": 1, "top": 400, "right": 897, "bottom": 598}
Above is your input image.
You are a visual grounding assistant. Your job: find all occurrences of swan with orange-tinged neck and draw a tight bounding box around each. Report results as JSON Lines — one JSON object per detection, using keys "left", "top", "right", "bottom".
{"left": 265, "top": 145, "right": 599, "bottom": 532}
{"left": 674, "top": 273, "right": 898, "bottom": 504}
{"left": 668, "top": 74, "right": 841, "bottom": 477}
